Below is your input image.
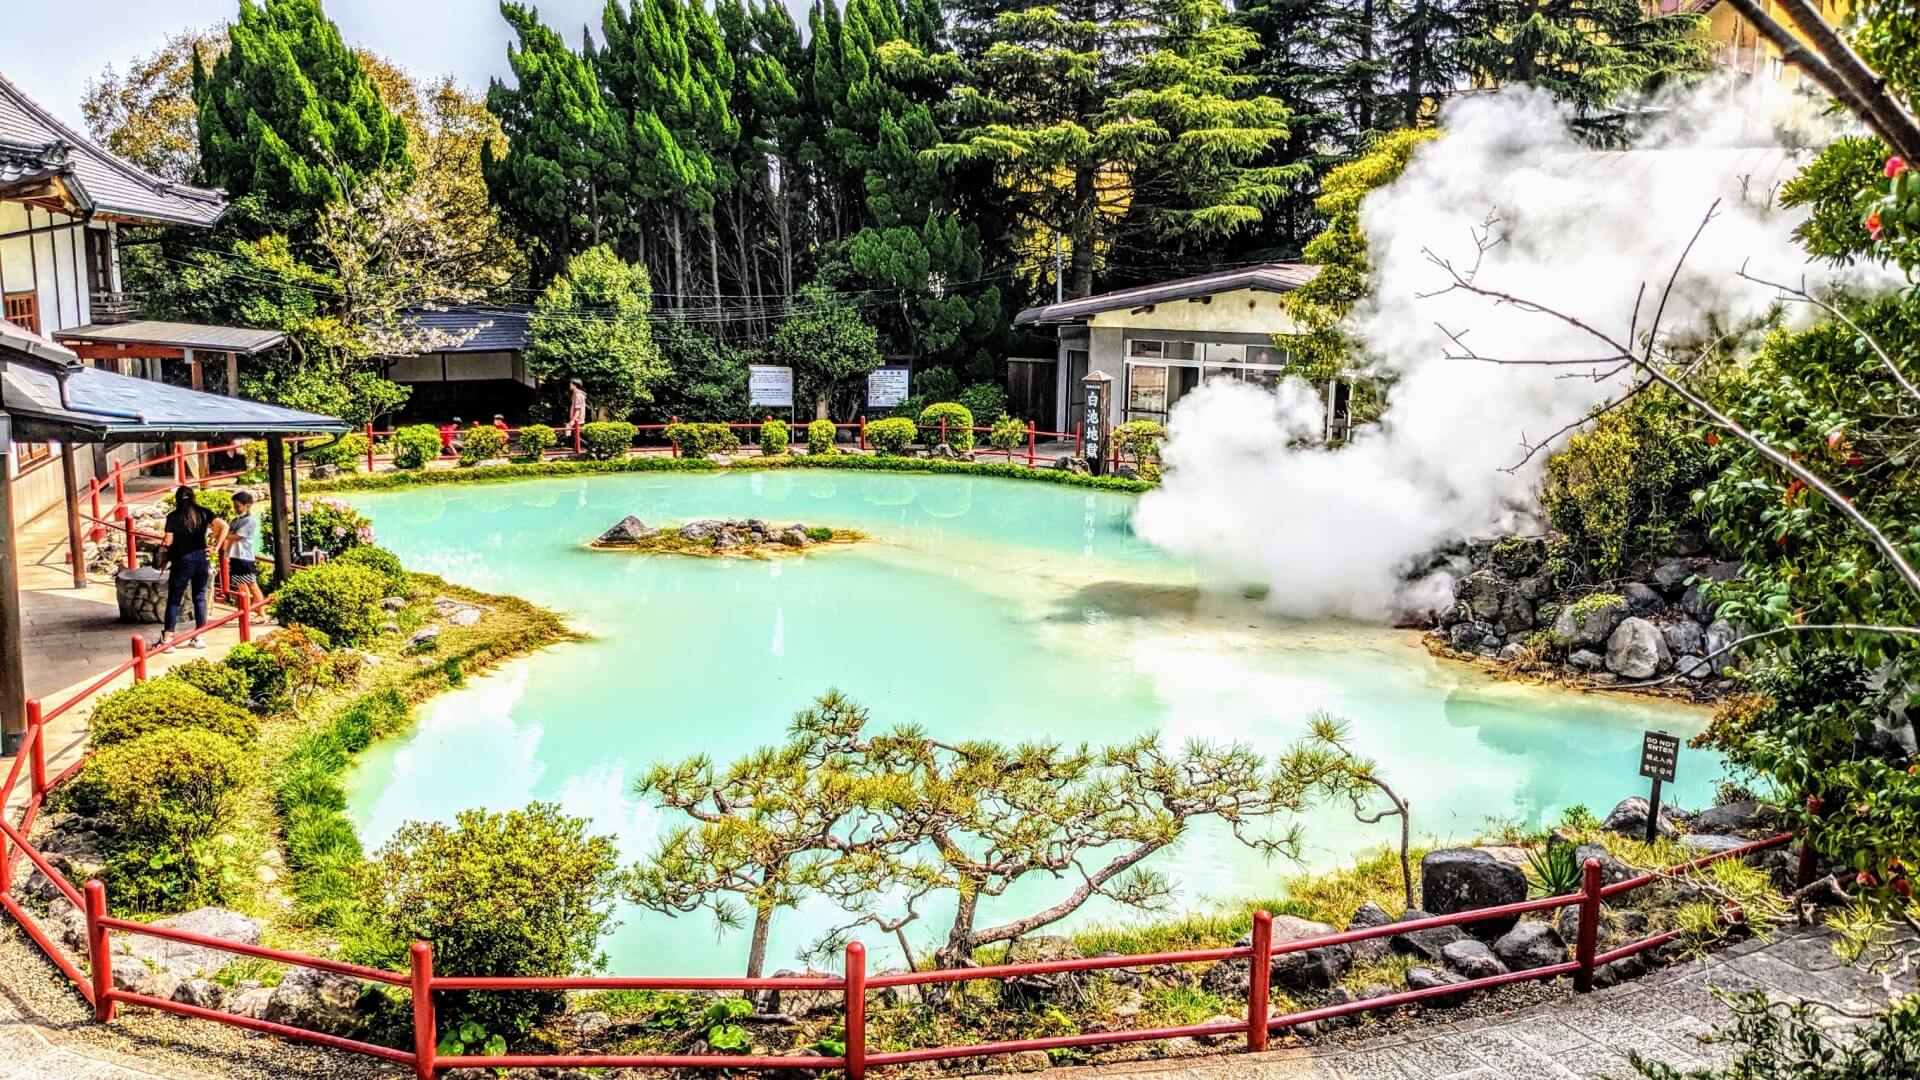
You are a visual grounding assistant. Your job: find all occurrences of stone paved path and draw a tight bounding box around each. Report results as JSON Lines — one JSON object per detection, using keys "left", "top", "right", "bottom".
{"left": 999, "top": 924, "right": 1916, "bottom": 1080}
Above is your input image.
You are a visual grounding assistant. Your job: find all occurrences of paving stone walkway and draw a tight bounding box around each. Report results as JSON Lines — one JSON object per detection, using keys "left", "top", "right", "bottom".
{"left": 1004, "top": 924, "right": 1916, "bottom": 1080}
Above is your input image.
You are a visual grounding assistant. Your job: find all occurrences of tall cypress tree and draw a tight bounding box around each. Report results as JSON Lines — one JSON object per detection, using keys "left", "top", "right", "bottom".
{"left": 482, "top": 2, "right": 631, "bottom": 283}
{"left": 1456, "top": 0, "right": 1709, "bottom": 114}
{"left": 192, "top": 0, "right": 410, "bottom": 225}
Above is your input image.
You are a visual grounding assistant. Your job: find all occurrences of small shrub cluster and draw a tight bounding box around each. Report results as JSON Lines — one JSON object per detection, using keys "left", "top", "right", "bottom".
{"left": 167, "top": 488, "right": 236, "bottom": 519}
{"left": 224, "top": 626, "right": 350, "bottom": 711}
{"left": 459, "top": 426, "right": 508, "bottom": 466}
{"left": 307, "top": 433, "right": 369, "bottom": 472}
{"left": 361, "top": 803, "right": 626, "bottom": 1037}
{"left": 331, "top": 545, "right": 410, "bottom": 598}
{"left": 168, "top": 658, "right": 253, "bottom": 708}
{"left": 392, "top": 424, "right": 444, "bottom": 470}
{"left": 864, "top": 417, "right": 917, "bottom": 455}
{"left": 759, "top": 418, "right": 790, "bottom": 456}
{"left": 664, "top": 421, "right": 740, "bottom": 458}
{"left": 806, "top": 419, "right": 836, "bottom": 455}
{"left": 515, "top": 423, "right": 557, "bottom": 461}
{"left": 86, "top": 678, "right": 258, "bottom": 748}
{"left": 1541, "top": 389, "right": 1711, "bottom": 584}
{"left": 956, "top": 384, "right": 1008, "bottom": 430}
{"left": 918, "top": 402, "right": 975, "bottom": 450}
{"left": 295, "top": 497, "right": 375, "bottom": 557}
{"left": 580, "top": 421, "right": 637, "bottom": 461}
{"left": 987, "top": 414, "right": 1026, "bottom": 457}
{"left": 271, "top": 561, "right": 387, "bottom": 645}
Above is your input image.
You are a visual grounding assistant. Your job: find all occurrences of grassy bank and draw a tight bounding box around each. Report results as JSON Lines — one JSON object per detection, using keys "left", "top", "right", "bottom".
{"left": 303, "top": 450, "right": 1156, "bottom": 495}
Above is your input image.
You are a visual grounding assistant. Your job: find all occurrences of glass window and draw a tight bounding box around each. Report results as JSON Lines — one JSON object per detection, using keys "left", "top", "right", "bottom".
{"left": 1246, "top": 344, "right": 1286, "bottom": 366}
{"left": 1128, "top": 339, "right": 1164, "bottom": 358}
{"left": 1127, "top": 364, "right": 1168, "bottom": 419}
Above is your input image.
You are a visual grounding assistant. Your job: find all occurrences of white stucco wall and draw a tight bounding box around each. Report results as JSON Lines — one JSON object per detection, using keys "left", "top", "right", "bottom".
{"left": 1084, "top": 288, "right": 1303, "bottom": 336}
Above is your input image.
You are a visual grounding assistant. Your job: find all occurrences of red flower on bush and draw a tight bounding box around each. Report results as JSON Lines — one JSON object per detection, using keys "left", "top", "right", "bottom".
{"left": 1866, "top": 209, "right": 1884, "bottom": 240}
{"left": 1888, "top": 156, "right": 1909, "bottom": 178}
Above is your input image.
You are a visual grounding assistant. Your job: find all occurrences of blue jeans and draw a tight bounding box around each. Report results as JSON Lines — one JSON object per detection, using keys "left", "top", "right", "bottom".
{"left": 163, "top": 550, "right": 209, "bottom": 634}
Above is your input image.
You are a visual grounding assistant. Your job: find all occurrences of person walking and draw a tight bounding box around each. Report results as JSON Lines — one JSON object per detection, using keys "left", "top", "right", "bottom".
{"left": 568, "top": 379, "right": 588, "bottom": 442}
{"left": 222, "top": 490, "right": 268, "bottom": 621}
{"left": 154, "top": 486, "right": 217, "bottom": 650}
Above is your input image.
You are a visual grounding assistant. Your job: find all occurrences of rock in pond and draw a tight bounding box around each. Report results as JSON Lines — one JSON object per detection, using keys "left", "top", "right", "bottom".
{"left": 1601, "top": 797, "right": 1679, "bottom": 840}
{"left": 596, "top": 515, "right": 659, "bottom": 544}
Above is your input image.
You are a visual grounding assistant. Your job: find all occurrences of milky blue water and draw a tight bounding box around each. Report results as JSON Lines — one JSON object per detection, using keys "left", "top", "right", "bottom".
{"left": 341, "top": 470, "right": 1719, "bottom": 975}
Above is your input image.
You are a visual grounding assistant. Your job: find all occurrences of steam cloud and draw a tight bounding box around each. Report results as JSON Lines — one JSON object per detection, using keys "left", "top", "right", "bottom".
{"left": 1135, "top": 81, "right": 1896, "bottom": 621}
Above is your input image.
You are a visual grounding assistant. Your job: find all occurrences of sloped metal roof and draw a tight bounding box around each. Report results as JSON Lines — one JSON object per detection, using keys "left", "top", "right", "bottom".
{"left": 59, "top": 320, "right": 287, "bottom": 355}
{"left": 0, "top": 316, "right": 78, "bottom": 369}
{"left": 1014, "top": 263, "right": 1319, "bottom": 326}
{"left": 397, "top": 305, "right": 531, "bottom": 353}
{"left": 0, "top": 72, "right": 226, "bottom": 228}
{"left": 1, "top": 362, "right": 347, "bottom": 441}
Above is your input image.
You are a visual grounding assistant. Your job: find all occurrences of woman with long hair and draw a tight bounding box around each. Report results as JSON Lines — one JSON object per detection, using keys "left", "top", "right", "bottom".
{"left": 154, "top": 485, "right": 218, "bottom": 649}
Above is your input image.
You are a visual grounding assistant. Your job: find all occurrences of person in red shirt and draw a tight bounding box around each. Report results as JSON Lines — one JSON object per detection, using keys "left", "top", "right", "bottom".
{"left": 493, "top": 414, "right": 510, "bottom": 433}
{"left": 440, "top": 417, "right": 462, "bottom": 456}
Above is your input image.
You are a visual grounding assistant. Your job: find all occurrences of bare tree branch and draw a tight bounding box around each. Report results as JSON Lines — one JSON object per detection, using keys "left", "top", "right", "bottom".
{"left": 1736, "top": 264, "right": 1920, "bottom": 406}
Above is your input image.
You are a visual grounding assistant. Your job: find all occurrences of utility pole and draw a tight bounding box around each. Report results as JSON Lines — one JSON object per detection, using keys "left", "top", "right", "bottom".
{"left": 1053, "top": 231, "right": 1064, "bottom": 305}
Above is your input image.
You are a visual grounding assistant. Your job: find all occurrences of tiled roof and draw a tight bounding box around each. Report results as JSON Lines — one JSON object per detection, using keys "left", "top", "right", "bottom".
{"left": 398, "top": 305, "right": 532, "bottom": 353}
{"left": 0, "top": 72, "right": 226, "bottom": 227}
{"left": 1014, "top": 263, "right": 1319, "bottom": 326}
{"left": 58, "top": 320, "right": 287, "bottom": 355}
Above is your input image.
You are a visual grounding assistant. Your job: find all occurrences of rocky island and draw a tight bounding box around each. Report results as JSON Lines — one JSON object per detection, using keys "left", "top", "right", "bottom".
{"left": 591, "top": 516, "right": 863, "bottom": 557}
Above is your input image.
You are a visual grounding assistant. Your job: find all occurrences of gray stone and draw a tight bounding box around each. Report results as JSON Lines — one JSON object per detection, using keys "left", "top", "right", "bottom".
{"left": 1346, "top": 901, "right": 1394, "bottom": 964}
{"left": 1678, "top": 833, "right": 1753, "bottom": 855}
{"left": 1491, "top": 921, "right": 1568, "bottom": 971}
{"left": 264, "top": 967, "right": 370, "bottom": 1037}
{"left": 1448, "top": 621, "right": 1492, "bottom": 650}
{"left": 1662, "top": 620, "right": 1704, "bottom": 656}
{"left": 380, "top": 596, "right": 407, "bottom": 613}
{"left": 679, "top": 519, "right": 723, "bottom": 541}
{"left": 1440, "top": 938, "right": 1508, "bottom": 979}
{"left": 1574, "top": 843, "right": 1637, "bottom": 886}
{"left": 1551, "top": 595, "right": 1630, "bottom": 648}
{"left": 1693, "top": 800, "right": 1774, "bottom": 836}
{"left": 1497, "top": 643, "right": 1527, "bottom": 663}
{"left": 1605, "top": 617, "right": 1671, "bottom": 679}
{"left": 1865, "top": 714, "right": 1918, "bottom": 760}
{"left": 568, "top": 1010, "right": 613, "bottom": 1038}
{"left": 1680, "top": 583, "right": 1717, "bottom": 621}
{"left": 596, "top": 515, "right": 658, "bottom": 545}
{"left": 1674, "top": 656, "right": 1709, "bottom": 680}
{"left": 1194, "top": 1016, "right": 1243, "bottom": 1047}
{"left": 1266, "top": 914, "right": 1353, "bottom": 991}
{"left": 764, "top": 969, "right": 845, "bottom": 1017}
{"left": 224, "top": 986, "right": 275, "bottom": 1020}
{"left": 1652, "top": 559, "right": 1700, "bottom": 595}
{"left": 712, "top": 530, "right": 742, "bottom": 550}
{"left": 1705, "top": 618, "right": 1738, "bottom": 661}
{"left": 405, "top": 625, "right": 440, "bottom": 653}
{"left": 1622, "top": 583, "right": 1664, "bottom": 616}
{"left": 1455, "top": 570, "right": 1506, "bottom": 622}
{"left": 117, "top": 908, "right": 262, "bottom": 980}
{"left": 448, "top": 606, "right": 482, "bottom": 627}
{"left": 1405, "top": 966, "right": 1470, "bottom": 1005}
{"left": 112, "top": 963, "right": 180, "bottom": 1002}
{"left": 1568, "top": 649, "right": 1605, "bottom": 672}
{"left": 1390, "top": 909, "right": 1468, "bottom": 960}
{"left": 1601, "top": 797, "right": 1679, "bottom": 840}
{"left": 172, "top": 978, "right": 225, "bottom": 1010}
{"left": 1699, "top": 560, "right": 1742, "bottom": 583}
{"left": 1002, "top": 938, "right": 1086, "bottom": 1005}
{"left": 1421, "top": 849, "right": 1528, "bottom": 937}
{"left": 779, "top": 526, "right": 811, "bottom": 547}
{"left": 1555, "top": 904, "right": 1650, "bottom": 951}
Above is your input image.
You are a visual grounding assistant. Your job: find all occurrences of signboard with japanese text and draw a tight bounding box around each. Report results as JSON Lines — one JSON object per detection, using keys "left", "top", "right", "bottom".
{"left": 867, "top": 366, "right": 910, "bottom": 408}
{"left": 748, "top": 365, "right": 794, "bottom": 408}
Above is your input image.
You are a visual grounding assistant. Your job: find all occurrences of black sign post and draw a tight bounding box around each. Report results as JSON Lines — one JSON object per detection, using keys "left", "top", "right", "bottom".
{"left": 1082, "top": 370, "right": 1113, "bottom": 476}
{"left": 1638, "top": 730, "right": 1680, "bottom": 843}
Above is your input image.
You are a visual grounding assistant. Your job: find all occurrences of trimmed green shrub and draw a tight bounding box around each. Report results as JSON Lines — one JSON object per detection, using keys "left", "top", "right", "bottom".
{"left": 459, "top": 426, "right": 508, "bottom": 466}
{"left": 167, "top": 488, "right": 236, "bottom": 520}
{"left": 957, "top": 383, "right": 1008, "bottom": 430}
{"left": 242, "top": 440, "right": 270, "bottom": 474}
{"left": 87, "top": 678, "right": 258, "bottom": 748}
{"left": 865, "top": 417, "right": 917, "bottom": 455}
{"left": 1113, "top": 420, "right": 1166, "bottom": 466}
{"left": 58, "top": 728, "right": 253, "bottom": 911}
{"left": 918, "top": 402, "right": 975, "bottom": 450}
{"left": 271, "top": 561, "right": 386, "bottom": 645}
{"left": 362, "top": 803, "right": 625, "bottom": 1037}
{"left": 759, "top": 418, "right": 790, "bottom": 456}
{"left": 295, "top": 496, "right": 375, "bottom": 557}
{"left": 664, "top": 422, "right": 740, "bottom": 458}
{"left": 580, "top": 421, "right": 636, "bottom": 461}
{"left": 306, "top": 433, "right": 369, "bottom": 472}
{"left": 332, "top": 545, "right": 410, "bottom": 598}
{"left": 168, "top": 658, "right": 254, "bottom": 709}
{"left": 515, "top": 423, "right": 557, "bottom": 461}
{"left": 987, "top": 414, "right": 1026, "bottom": 457}
{"left": 807, "top": 419, "right": 836, "bottom": 456}
{"left": 224, "top": 625, "right": 343, "bottom": 710}
{"left": 393, "top": 424, "right": 444, "bottom": 470}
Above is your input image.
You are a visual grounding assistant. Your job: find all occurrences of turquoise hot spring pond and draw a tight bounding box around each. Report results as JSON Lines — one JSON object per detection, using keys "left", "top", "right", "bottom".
{"left": 340, "top": 469, "right": 1721, "bottom": 976}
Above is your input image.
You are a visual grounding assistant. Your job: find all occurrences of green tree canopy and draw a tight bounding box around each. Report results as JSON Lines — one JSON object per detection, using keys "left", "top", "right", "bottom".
{"left": 1456, "top": 0, "right": 1711, "bottom": 115}
{"left": 526, "top": 245, "right": 668, "bottom": 416}
{"left": 766, "top": 283, "right": 882, "bottom": 418}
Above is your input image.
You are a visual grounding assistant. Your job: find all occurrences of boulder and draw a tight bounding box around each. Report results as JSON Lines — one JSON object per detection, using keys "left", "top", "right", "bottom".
{"left": 1568, "top": 649, "right": 1605, "bottom": 672}
{"left": 712, "top": 531, "right": 742, "bottom": 550}
{"left": 1678, "top": 834, "right": 1751, "bottom": 856}
{"left": 779, "top": 526, "right": 811, "bottom": 548}
{"left": 1266, "top": 915, "right": 1353, "bottom": 992}
{"left": 263, "top": 967, "right": 369, "bottom": 1037}
{"left": 1439, "top": 938, "right": 1508, "bottom": 980}
{"left": 1679, "top": 583, "right": 1716, "bottom": 621}
{"left": 224, "top": 986, "right": 275, "bottom": 1020}
{"left": 172, "top": 978, "right": 225, "bottom": 1010}
{"left": 764, "top": 969, "right": 844, "bottom": 1017}
{"left": 1605, "top": 618, "right": 1670, "bottom": 679}
{"left": 113, "top": 963, "right": 181, "bottom": 1002}
{"left": 1652, "top": 559, "right": 1700, "bottom": 595}
{"left": 597, "top": 516, "right": 658, "bottom": 545}
{"left": 1488, "top": 536, "right": 1547, "bottom": 578}
{"left": 1002, "top": 938, "right": 1086, "bottom": 1005}
{"left": 1345, "top": 902, "right": 1394, "bottom": 964}
{"left": 1673, "top": 656, "right": 1710, "bottom": 680}
{"left": 1865, "top": 714, "right": 1918, "bottom": 761}
{"left": 1601, "top": 797, "right": 1678, "bottom": 840}
{"left": 1622, "top": 583, "right": 1664, "bottom": 616}
{"left": 1194, "top": 1016, "right": 1243, "bottom": 1047}
{"left": 381, "top": 596, "right": 408, "bottom": 612}
{"left": 1693, "top": 800, "right": 1774, "bottom": 836}
{"left": 1574, "top": 843, "right": 1637, "bottom": 886}
{"left": 117, "top": 908, "right": 262, "bottom": 980}
{"left": 1405, "top": 966, "right": 1470, "bottom": 1004}
{"left": 1420, "top": 849, "right": 1528, "bottom": 937}
{"left": 1497, "top": 591, "right": 1536, "bottom": 634}
{"left": 1704, "top": 618, "right": 1737, "bottom": 661}
{"left": 1551, "top": 595, "right": 1629, "bottom": 648}
{"left": 1555, "top": 904, "right": 1649, "bottom": 951}
{"left": 1455, "top": 570, "right": 1506, "bottom": 622}
{"left": 1497, "top": 643, "right": 1527, "bottom": 664}
{"left": 405, "top": 626, "right": 439, "bottom": 653}
{"left": 1389, "top": 909, "right": 1467, "bottom": 961}
{"left": 1491, "top": 921, "right": 1567, "bottom": 971}
{"left": 1662, "top": 620, "right": 1704, "bottom": 656}
{"left": 1448, "top": 622, "right": 1491, "bottom": 650}
{"left": 447, "top": 606, "right": 482, "bottom": 627}
{"left": 679, "top": 519, "right": 723, "bottom": 541}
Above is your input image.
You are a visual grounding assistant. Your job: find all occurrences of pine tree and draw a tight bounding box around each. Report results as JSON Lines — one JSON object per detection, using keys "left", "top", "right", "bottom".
{"left": 483, "top": 3, "right": 631, "bottom": 283}
{"left": 192, "top": 0, "right": 409, "bottom": 224}
{"left": 1456, "top": 0, "right": 1710, "bottom": 114}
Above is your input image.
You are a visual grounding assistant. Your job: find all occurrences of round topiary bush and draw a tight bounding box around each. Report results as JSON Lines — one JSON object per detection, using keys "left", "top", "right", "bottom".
{"left": 225, "top": 626, "right": 341, "bottom": 710}
{"left": 306, "top": 433, "right": 369, "bottom": 472}
{"left": 865, "top": 416, "right": 917, "bottom": 455}
{"left": 459, "top": 425, "right": 508, "bottom": 466}
{"left": 663, "top": 422, "right": 740, "bottom": 458}
{"left": 759, "top": 418, "right": 790, "bottom": 456}
{"left": 580, "top": 421, "right": 637, "bottom": 461}
{"left": 515, "top": 423, "right": 557, "bottom": 461}
{"left": 332, "top": 545, "right": 410, "bottom": 598}
{"left": 807, "top": 418, "right": 836, "bottom": 455}
{"left": 270, "top": 561, "right": 387, "bottom": 646}
{"left": 87, "top": 677, "right": 259, "bottom": 748}
{"left": 167, "top": 658, "right": 255, "bottom": 710}
{"left": 393, "top": 424, "right": 444, "bottom": 470}
{"left": 918, "top": 402, "right": 975, "bottom": 450}
{"left": 987, "top": 414, "right": 1026, "bottom": 457}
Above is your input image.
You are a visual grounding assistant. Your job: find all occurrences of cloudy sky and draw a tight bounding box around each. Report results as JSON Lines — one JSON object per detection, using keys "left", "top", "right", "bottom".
{"left": 2, "top": 0, "right": 750, "bottom": 129}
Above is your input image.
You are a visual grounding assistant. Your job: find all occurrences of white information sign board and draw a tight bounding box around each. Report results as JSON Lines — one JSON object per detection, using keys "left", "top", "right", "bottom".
{"left": 867, "top": 366, "right": 910, "bottom": 408}
{"left": 748, "top": 365, "right": 795, "bottom": 408}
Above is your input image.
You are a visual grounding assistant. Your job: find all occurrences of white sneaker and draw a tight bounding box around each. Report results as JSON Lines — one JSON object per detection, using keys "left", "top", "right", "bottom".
{"left": 187, "top": 637, "right": 206, "bottom": 650}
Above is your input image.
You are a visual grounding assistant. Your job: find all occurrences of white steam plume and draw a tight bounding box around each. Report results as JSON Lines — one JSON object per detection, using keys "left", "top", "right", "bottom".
{"left": 1135, "top": 81, "right": 1897, "bottom": 621}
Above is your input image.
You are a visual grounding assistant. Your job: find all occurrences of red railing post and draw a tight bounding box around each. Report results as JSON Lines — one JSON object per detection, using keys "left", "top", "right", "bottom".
{"left": 1026, "top": 421, "right": 1036, "bottom": 466}
{"left": 173, "top": 444, "right": 185, "bottom": 485}
{"left": 669, "top": 416, "right": 680, "bottom": 458}
{"left": 25, "top": 699, "right": 46, "bottom": 801}
{"left": 1247, "top": 909, "right": 1272, "bottom": 1052}
{"left": 130, "top": 634, "right": 148, "bottom": 682}
{"left": 410, "top": 940, "right": 436, "bottom": 1079}
{"left": 1073, "top": 421, "right": 1083, "bottom": 458}
{"left": 1795, "top": 795, "right": 1823, "bottom": 888}
{"left": 572, "top": 421, "right": 583, "bottom": 454}
{"left": 845, "top": 940, "right": 866, "bottom": 1080}
{"left": 939, "top": 417, "right": 948, "bottom": 447}
{"left": 85, "top": 879, "right": 115, "bottom": 1022}
{"left": 365, "top": 423, "right": 376, "bottom": 472}
{"left": 218, "top": 551, "right": 231, "bottom": 603}
{"left": 112, "top": 462, "right": 126, "bottom": 516}
{"left": 1573, "top": 857, "right": 1603, "bottom": 992}
{"left": 89, "top": 477, "right": 102, "bottom": 524}
{"left": 238, "top": 598, "right": 253, "bottom": 643}
{"left": 122, "top": 517, "right": 136, "bottom": 570}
